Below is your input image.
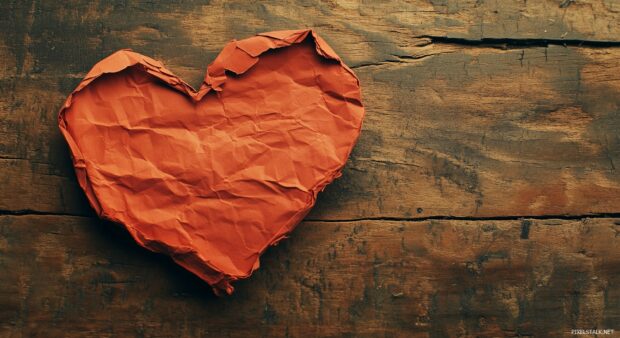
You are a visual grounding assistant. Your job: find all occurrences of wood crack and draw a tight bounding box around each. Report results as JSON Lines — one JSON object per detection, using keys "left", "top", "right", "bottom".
{"left": 350, "top": 49, "right": 457, "bottom": 69}
{"left": 3, "top": 208, "right": 618, "bottom": 223}
{"left": 349, "top": 36, "right": 620, "bottom": 70}
{"left": 419, "top": 35, "right": 620, "bottom": 49}
{"left": 306, "top": 213, "right": 620, "bottom": 223}
{"left": 0, "top": 209, "right": 92, "bottom": 218}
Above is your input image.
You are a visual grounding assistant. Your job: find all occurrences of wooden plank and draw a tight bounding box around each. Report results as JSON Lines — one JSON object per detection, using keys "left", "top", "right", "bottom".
{"left": 2, "top": 0, "right": 620, "bottom": 80}
{"left": 1, "top": 1, "right": 620, "bottom": 218}
{"left": 0, "top": 215, "right": 618, "bottom": 337}
{"left": 1, "top": 44, "right": 619, "bottom": 218}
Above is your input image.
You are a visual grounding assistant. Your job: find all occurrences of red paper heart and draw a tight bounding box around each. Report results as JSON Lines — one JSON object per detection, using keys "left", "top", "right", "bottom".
{"left": 58, "top": 29, "right": 364, "bottom": 294}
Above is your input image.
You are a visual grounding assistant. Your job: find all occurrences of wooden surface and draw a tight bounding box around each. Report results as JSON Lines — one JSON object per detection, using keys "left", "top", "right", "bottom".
{"left": 1, "top": 1, "right": 619, "bottom": 337}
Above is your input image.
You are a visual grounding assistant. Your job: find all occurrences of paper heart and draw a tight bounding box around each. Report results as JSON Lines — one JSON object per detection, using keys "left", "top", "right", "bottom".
{"left": 58, "top": 29, "right": 364, "bottom": 295}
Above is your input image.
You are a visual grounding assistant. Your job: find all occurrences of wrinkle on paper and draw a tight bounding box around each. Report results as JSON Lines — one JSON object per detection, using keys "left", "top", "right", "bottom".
{"left": 58, "top": 29, "right": 365, "bottom": 295}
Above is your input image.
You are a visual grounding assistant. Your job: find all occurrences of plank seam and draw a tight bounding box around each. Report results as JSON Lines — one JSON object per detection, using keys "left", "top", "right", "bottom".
{"left": 0, "top": 209, "right": 92, "bottom": 218}
{"left": 2, "top": 209, "right": 620, "bottom": 222}
{"left": 305, "top": 213, "right": 620, "bottom": 222}
{"left": 419, "top": 35, "right": 620, "bottom": 49}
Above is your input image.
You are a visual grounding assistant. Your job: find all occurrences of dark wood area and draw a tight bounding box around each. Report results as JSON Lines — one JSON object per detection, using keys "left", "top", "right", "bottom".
{"left": 1, "top": 1, "right": 619, "bottom": 337}
{"left": 2, "top": 216, "right": 619, "bottom": 337}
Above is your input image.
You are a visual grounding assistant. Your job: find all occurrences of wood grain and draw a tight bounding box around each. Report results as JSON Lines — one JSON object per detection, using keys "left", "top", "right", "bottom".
{"left": 1, "top": 0, "right": 620, "bottom": 336}
{"left": 312, "top": 44, "right": 620, "bottom": 219}
{"left": 1, "top": 215, "right": 618, "bottom": 337}
{"left": 2, "top": 0, "right": 620, "bottom": 79}
{"left": 2, "top": 43, "right": 619, "bottom": 218}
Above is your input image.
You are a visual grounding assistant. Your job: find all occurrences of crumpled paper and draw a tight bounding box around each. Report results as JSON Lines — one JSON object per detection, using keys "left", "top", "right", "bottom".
{"left": 58, "top": 29, "right": 365, "bottom": 295}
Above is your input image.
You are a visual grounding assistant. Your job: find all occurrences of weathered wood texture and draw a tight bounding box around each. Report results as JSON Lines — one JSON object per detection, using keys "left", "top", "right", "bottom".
{"left": 3, "top": 43, "right": 620, "bottom": 219}
{"left": 1, "top": 0, "right": 620, "bottom": 337}
{"left": 1, "top": 215, "right": 619, "bottom": 337}
{"left": 1, "top": 1, "right": 620, "bottom": 219}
